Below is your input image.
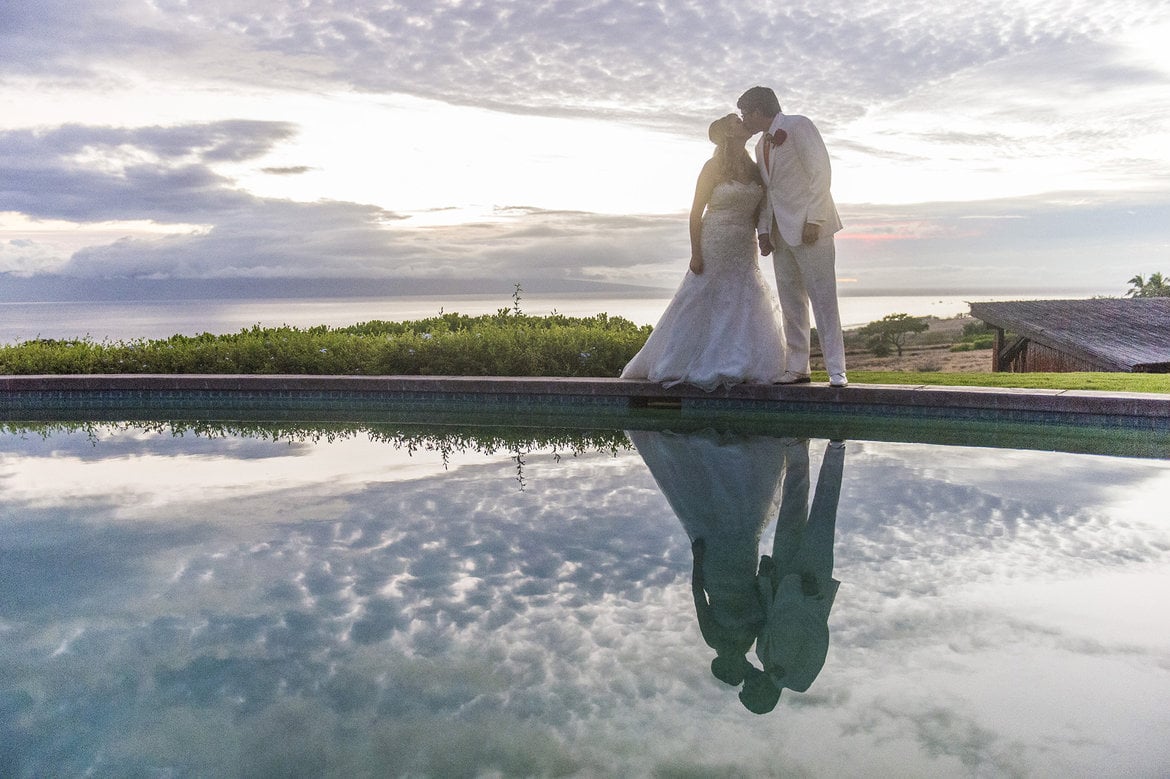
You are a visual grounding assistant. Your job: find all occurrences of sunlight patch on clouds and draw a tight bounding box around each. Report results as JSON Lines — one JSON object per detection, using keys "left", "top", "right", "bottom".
{"left": 0, "top": 74, "right": 709, "bottom": 219}
{"left": 0, "top": 212, "right": 207, "bottom": 240}
{"left": 0, "top": 212, "right": 210, "bottom": 274}
{"left": 220, "top": 92, "right": 707, "bottom": 218}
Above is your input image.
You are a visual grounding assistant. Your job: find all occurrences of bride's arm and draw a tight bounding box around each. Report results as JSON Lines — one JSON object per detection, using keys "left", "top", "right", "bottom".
{"left": 690, "top": 539, "right": 721, "bottom": 648}
{"left": 689, "top": 160, "right": 718, "bottom": 274}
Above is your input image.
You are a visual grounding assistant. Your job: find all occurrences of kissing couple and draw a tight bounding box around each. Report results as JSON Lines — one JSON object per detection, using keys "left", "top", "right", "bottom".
{"left": 621, "top": 86, "right": 848, "bottom": 390}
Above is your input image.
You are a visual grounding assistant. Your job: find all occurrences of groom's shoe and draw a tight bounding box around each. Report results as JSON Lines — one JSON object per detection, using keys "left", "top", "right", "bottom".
{"left": 776, "top": 371, "right": 812, "bottom": 385}
{"left": 829, "top": 372, "right": 849, "bottom": 388}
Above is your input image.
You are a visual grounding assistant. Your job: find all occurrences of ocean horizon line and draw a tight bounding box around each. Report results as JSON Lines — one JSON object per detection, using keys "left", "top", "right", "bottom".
{"left": 0, "top": 274, "right": 1113, "bottom": 304}
{"left": 0, "top": 288, "right": 1118, "bottom": 344}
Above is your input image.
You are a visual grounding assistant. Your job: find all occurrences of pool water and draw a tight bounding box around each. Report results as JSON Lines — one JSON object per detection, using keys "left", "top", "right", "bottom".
{"left": 2, "top": 419, "right": 1169, "bottom": 777}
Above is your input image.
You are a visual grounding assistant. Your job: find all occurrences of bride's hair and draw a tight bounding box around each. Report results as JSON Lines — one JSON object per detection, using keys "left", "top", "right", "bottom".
{"left": 708, "top": 115, "right": 759, "bottom": 184}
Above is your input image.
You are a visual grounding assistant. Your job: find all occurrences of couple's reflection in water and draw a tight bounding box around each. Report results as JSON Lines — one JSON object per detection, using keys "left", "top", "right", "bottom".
{"left": 627, "top": 429, "right": 845, "bottom": 714}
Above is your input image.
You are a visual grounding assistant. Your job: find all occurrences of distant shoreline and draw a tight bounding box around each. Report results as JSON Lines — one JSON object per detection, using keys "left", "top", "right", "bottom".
{"left": 0, "top": 275, "right": 1111, "bottom": 304}
{"left": 0, "top": 288, "right": 1115, "bottom": 345}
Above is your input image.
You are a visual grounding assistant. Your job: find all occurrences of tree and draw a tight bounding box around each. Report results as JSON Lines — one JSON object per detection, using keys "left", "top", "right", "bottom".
{"left": 1126, "top": 272, "right": 1170, "bottom": 298}
{"left": 858, "top": 313, "right": 929, "bottom": 357}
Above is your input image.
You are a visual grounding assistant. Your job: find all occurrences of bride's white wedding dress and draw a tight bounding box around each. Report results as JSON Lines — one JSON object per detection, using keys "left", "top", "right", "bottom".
{"left": 621, "top": 179, "right": 785, "bottom": 390}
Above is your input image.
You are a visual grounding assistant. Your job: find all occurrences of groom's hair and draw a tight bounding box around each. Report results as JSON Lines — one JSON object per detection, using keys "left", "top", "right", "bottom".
{"left": 737, "top": 86, "right": 780, "bottom": 116}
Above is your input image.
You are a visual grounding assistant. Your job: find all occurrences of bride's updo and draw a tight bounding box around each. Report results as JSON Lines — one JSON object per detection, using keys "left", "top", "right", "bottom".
{"left": 708, "top": 114, "right": 758, "bottom": 184}
{"left": 708, "top": 114, "right": 737, "bottom": 145}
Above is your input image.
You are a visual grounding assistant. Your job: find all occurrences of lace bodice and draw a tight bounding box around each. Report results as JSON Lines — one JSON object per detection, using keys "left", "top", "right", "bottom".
{"left": 704, "top": 179, "right": 763, "bottom": 225}
{"left": 700, "top": 180, "right": 762, "bottom": 274}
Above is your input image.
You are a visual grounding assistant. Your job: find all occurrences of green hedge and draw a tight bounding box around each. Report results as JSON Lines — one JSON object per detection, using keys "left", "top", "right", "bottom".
{"left": 0, "top": 312, "right": 652, "bottom": 377}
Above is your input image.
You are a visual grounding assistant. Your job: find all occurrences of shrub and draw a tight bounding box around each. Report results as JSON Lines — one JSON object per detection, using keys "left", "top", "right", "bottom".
{"left": 857, "top": 314, "right": 929, "bottom": 357}
{"left": 0, "top": 314, "right": 654, "bottom": 377}
{"left": 951, "top": 335, "right": 994, "bottom": 352}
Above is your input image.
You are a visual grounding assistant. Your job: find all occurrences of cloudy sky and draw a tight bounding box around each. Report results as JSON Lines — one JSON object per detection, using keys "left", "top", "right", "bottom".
{"left": 2, "top": 0, "right": 1169, "bottom": 302}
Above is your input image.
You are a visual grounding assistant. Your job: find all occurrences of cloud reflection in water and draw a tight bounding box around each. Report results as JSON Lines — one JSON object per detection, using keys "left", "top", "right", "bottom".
{"left": 0, "top": 423, "right": 1168, "bottom": 776}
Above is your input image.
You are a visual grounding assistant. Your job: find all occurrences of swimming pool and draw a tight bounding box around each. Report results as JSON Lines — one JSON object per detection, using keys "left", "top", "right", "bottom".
{"left": 2, "top": 414, "right": 1168, "bottom": 776}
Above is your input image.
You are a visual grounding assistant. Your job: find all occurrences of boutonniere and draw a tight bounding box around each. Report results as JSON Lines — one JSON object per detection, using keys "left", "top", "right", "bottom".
{"left": 768, "top": 129, "right": 787, "bottom": 146}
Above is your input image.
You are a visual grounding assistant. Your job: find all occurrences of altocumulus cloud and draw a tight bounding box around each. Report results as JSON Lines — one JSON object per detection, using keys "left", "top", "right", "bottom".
{"left": 9, "top": 0, "right": 1159, "bottom": 127}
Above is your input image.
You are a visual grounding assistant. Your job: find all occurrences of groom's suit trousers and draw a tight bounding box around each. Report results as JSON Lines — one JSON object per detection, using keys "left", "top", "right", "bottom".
{"left": 771, "top": 233, "right": 846, "bottom": 376}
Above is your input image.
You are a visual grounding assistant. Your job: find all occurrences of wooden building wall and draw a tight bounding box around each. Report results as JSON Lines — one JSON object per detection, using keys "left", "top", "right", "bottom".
{"left": 1017, "top": 342, "right": 1109, "bottom": 373}
{"left": 991, "top": 329, "right": 1114, "bottom": 373}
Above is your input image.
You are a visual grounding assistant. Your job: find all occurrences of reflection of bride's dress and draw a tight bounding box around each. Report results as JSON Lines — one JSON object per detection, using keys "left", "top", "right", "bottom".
{"left": 628, "top": 429, "right": 787, "bottom": 650}
{"left": 620, "top": 180, "right": 785, "bottom": 390}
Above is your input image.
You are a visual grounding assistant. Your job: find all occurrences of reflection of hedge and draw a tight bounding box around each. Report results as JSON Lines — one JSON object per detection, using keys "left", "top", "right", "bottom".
{"left": 0, "top": 312, "right": 652, "bottom": 377}
{"left": 1, "top": 420, "right": 637, "bottom": 490}
{"left": 3, "top": 419, "right": 633, "bottom": 459}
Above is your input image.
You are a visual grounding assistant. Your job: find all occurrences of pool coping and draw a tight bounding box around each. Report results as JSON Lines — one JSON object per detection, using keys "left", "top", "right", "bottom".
{"left": 1, "top": 374, "right": 1167, "bottom": 428}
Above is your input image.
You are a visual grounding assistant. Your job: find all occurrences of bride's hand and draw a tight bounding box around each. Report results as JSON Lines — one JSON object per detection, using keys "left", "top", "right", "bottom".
{"left": 689, "top": 255, "right": 704, "bottom": 275}
{"left": 758, "top": 234, "right": 774, "bottom": 256}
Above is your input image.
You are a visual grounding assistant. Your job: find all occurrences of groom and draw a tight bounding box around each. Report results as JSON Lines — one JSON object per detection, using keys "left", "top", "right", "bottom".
{"left": 737, "top": 86, "right": 848, "bottom": 388}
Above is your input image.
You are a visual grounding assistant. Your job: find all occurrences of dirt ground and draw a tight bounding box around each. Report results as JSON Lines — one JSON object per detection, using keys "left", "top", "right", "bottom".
{"left": 833, "top": 344, "right": 991, "bottom": 373}
{"left": 811, "top": 315, "right": 993, "bottom": 374}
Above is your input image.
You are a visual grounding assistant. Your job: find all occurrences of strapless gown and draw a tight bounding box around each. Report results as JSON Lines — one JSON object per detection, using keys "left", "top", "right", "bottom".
{"left": 620, "top": 180, "right": 785, "bottom": 390}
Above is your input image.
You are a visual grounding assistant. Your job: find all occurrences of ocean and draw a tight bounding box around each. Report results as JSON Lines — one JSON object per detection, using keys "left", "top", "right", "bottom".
{"left": 0, "top": 290, "right": 1103, "bottom": 344}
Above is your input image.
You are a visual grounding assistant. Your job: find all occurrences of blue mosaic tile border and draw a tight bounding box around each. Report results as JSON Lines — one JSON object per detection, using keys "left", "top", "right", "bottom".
{"left": 0, "top": 389, "right": 630, "bottom": 414}
{"left": 1, "top": 385, "right": 1166, "bottom": 432}
{"left": 681, "top": 396, "right": 1170, "bottom": 430}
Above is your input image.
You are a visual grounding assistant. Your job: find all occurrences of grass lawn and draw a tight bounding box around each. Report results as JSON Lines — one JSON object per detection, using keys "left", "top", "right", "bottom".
{"left": 814, "top": 370, "right": 1170, "bottom": 394}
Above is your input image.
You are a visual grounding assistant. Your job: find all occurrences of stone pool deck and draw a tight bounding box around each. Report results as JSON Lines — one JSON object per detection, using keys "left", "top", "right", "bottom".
{"left": 1, "top": 374, "right": 1167, "bottom": 430}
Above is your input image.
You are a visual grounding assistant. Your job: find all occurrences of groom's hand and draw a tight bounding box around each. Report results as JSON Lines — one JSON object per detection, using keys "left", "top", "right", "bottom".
{"left": 801, "top": 223, "right": 821, "bottom": 245}
{"left": 758, "top": 234, "right": 774, "bottom": 256}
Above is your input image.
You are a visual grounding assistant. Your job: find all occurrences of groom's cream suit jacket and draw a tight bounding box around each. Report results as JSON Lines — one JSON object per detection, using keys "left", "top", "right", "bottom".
{"left": 754, "top": 112, "right": 843, "bottom": 247}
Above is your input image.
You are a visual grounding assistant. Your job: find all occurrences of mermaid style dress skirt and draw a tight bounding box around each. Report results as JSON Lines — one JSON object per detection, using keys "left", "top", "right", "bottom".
{"left": 621, "top": 180, "right": 785, "bottom": 391}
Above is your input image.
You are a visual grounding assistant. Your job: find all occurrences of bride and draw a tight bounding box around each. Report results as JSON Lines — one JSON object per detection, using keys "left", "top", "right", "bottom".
{"left": 621, "top": 114, "right": 786, "bottom": 391}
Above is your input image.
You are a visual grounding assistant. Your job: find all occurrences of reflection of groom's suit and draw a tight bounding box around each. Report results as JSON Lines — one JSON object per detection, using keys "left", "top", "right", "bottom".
{"left": 753, "top": 439, "right": 844, "bottom": 695}
{"left": 754, "top": 112, "right": 847, "bottom": 378}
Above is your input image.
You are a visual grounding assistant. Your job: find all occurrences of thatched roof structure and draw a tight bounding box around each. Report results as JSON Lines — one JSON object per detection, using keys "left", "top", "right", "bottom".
{"left": 969, "top": 298, "right": 1170, "bottom": 373}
